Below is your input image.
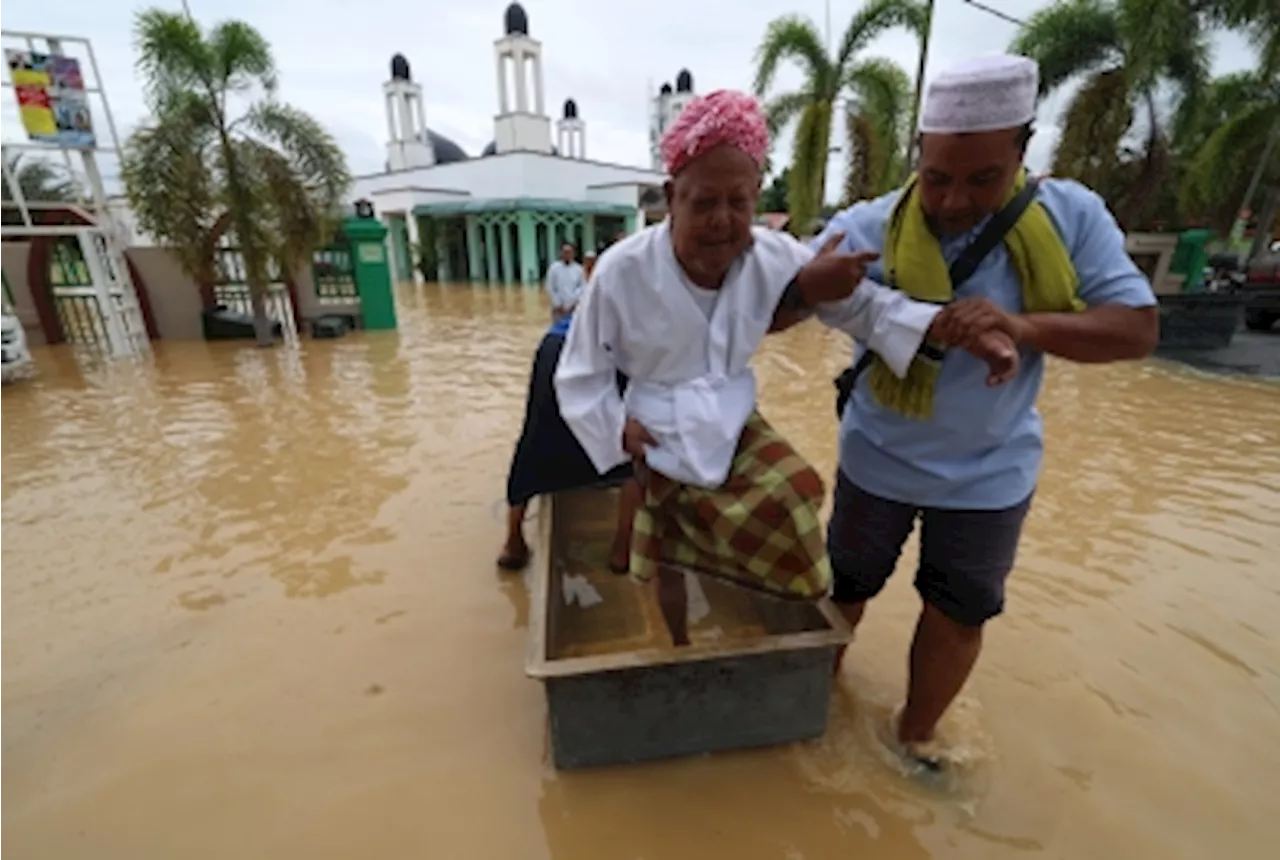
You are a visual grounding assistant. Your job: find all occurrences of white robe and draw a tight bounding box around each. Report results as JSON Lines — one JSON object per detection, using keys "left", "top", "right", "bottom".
{"left": 554, "top": 221, "right": 939, "bottom": 489}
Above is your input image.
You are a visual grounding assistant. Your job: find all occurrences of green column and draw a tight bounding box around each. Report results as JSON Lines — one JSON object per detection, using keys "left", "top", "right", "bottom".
{"left": 517, "top": 211, "right": 538, "bottom": 285}
{"left": 484, "top": 219, "right": 499, "bottom": 286}
{"left": 545, "top": 218, "right": 558, "bottom": 268}
{"left": 465, "top": 215, "right": 482, "bottom": 282}
{"left": 342, "top": 216, "right": 397, "bottom": 330}
{"left": 499, "top": 220, "right": 514, "bottom": 284}
{"left": 386, "top": 214, "right": 409, "bottom": 281}
{"left": 435, "top": 226, "right": 450, "bottom": 282}
{"left": 583, "top": 215, "right": 597, "bottom": 255}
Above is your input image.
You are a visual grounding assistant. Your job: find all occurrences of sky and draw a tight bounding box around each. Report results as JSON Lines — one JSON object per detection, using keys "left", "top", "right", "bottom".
{"left": 1, "top": 0, "right": 1260, "bottom": 201}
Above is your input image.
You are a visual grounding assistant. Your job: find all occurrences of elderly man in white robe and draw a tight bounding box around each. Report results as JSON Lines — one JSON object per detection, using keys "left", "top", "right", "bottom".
{"left": 554, "top": 90, "right": 1018, "bottom": 643}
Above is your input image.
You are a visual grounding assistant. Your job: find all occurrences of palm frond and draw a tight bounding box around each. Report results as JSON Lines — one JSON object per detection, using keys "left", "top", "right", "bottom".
{"left": 1181, "top": 102, "right": 1280, "bottom": 226}
{"left": 753, "top": 16, "right": 832, "bottom": 96}
{"left": 208, "top": 20, "right": 277, "bottom": 94}
{"left": 1, "top": 149, "right": 80, "bottom": 204}
{"left": 1051, "top": 68, "right": 1133, "bottom": 191}
{"left": 120, "top": 110, "right": 222, "bottom": 281}
{"left": 133, "top": 8, "right": 213, "bottom": 109}
{"left": 845, "top": 58, "right": 912, "bottom": 195}
{"left": 835, "top": 0, "right": 928, "bottom": 69}
{"left": 1116, "top": 0, "right": 1190, "bottom": 90}
{"left": 1011, "top": 0, "right": 1124, "bottom": 95}
{"left": 762, "top": 91, "right": 813, "bottom": 137}
{"left": 842, "top": 111, "right": 879, "bottom": 205}
{"left": 786, "top": 101, "right": 833, "bottom": 235}
{"left": 244, "top": 102, "right": 350, "bottom": 207}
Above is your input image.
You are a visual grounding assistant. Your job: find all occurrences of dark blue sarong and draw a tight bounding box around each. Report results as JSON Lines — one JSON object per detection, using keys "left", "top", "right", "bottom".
{"left": 505, "top": 329, "right": 632, "bottom": 507}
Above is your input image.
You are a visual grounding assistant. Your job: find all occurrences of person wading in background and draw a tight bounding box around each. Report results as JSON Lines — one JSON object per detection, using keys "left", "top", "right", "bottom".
{"left": 816, "top": 54, "right": 1159, "bottom": 770}
{"left": 545, "top": 243, "right": 585, "bottom": 322}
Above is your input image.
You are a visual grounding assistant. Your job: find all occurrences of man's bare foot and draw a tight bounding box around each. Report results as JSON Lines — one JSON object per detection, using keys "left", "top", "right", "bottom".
{"left": 891, "top": 705, "right": 944, "bottom": 772}
{"left": 496, "top": 539, "right": 530, "bottom": 571}
{"left": 607, "top": 546, "right": 629, "bottom": 574}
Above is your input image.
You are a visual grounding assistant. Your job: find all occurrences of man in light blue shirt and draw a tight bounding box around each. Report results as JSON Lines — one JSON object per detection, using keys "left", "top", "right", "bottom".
{"left": 821, "top": 55, "right": 1158, "bottom": 768}
{"left": 545, "top": 243, "right": 585, "bottom": 321}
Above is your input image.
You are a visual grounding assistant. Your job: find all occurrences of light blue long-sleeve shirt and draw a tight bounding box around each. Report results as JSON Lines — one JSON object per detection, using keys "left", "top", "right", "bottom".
{"left": 816, "top": 178, "right": 1157, "bottom": 510}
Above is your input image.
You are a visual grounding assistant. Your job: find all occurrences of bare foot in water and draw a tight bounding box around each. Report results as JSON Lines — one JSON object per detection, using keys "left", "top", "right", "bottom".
{"left": 496, "top": 537, "right": 530, "bottom": 570}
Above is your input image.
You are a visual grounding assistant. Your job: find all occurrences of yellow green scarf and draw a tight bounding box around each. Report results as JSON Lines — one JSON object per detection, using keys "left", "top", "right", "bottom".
{"left": 868, "top": 169, "right": 1084, "bottom": 420}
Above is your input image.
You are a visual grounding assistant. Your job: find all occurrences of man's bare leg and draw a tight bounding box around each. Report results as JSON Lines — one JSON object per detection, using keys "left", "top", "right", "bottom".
{"left": 608, "top": 479, "right": 642, "bottom": 572}
{"left": 898, "top": 602, "right": 982, "bottom": 744}
{"left": 656, "top": 567, "right": 690, "bottom": 646}
{"left": 497, "top": 503, "right": 531, "bottom": 569}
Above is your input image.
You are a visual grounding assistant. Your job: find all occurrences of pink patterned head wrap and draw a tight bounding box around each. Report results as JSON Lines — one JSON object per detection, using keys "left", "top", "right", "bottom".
{"left": 660, "top": 89, "right": 770, "bottom": 176}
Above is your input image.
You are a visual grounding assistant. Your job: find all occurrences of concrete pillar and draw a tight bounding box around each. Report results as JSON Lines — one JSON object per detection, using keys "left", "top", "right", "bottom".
{"left": 465, "top": 215, "right": 482, "bottom": 282}
{"left": 545, "top": 218, "right": 559, "bottom": 265}
{"left": 435, "top": 225, "right": 449, "bottom": 282}
{"left": 517, "top": 211, "right": 538, "bottom": 285}
{"left": 497, "top": 53, "right": 509, "bottom": 114}
{"left": 485, "top": 220, "right": 499, "bottom": 285}
{"left": 583, "top": 215, "right": 597, "bottom": 255}
{"left": 404, "top": 213, "right": 424, "bottom": 284}
{"left": 499, "top": 221, "right": 514, "bottom": 284}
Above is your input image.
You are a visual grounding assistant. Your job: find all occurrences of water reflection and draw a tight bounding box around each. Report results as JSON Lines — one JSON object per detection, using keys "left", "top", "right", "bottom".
{"left": 3, "top": 283, "right": 1279, "bottom": 859}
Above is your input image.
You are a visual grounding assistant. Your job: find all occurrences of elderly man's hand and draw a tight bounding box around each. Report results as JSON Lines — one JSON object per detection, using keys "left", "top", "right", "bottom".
{"left": 795, "top": 232, "right": 881, "bottom": 306}
{"left": 965, "top": 330, "right": 1020, "bottom": 386}
{"left": 932, "top": 298, "right": 1033, "bottom": 347}
{"left": 622, "top": 417, "right": 657, "bottom": 461}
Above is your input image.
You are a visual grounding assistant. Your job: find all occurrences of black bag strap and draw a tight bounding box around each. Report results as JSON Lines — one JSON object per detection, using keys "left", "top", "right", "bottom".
{"left": 947, "top": 177, "right": 1040, "bottom": 289}
{"left": 834, "top": 178, "right": 1041, "bottom": 419}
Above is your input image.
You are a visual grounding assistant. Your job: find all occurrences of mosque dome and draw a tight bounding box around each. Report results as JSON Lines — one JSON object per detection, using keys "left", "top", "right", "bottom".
{"left": 504, "top": 3, "right": 529, "bottom": 36}
{"left": 416, "top": 129, "right": 469, "bottom": 164}
{"left": 390, "top": 53, "right": 411, "bottom": 81}
{"left": 563, "top": 98, "right": 578, "bottom": 120}
{"left": 676, "top": 69, "right": 693, "bottom": 93}
{"left": 659, "top": 82, "right": 673, "bottom": 96}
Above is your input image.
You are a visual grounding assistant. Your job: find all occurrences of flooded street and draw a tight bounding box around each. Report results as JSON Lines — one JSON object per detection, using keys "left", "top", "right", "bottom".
{"left": 4, "top": 284, "right": 1280, "bottom": 859}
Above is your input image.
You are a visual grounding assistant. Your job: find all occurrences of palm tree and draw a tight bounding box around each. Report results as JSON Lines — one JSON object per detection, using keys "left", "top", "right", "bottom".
{"left": 841, "top": 59, "right": 913, "bottom": 205}
{"left": 754, "top": 0, "right": 927, "bottom": 235}
{"left": 121, "top": 9, "right": 350, "bottom": 345}
{"left": 1177, "top": 69, "right": 1280, "bottom": 233}
{"left": 1, "top": 149, "right": 80, "bottom": 225}
{"left": 1011, "top": 0, "right": 1210, "bottom": 228}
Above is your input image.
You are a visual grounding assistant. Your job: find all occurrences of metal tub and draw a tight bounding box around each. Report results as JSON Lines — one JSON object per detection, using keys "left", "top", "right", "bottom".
{"left": 526, "top": 487, "right": 851, "bottom": 770}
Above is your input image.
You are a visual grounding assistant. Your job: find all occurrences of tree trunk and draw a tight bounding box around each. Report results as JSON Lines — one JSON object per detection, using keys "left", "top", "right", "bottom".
{"left": 1247, "top": 183, "right": 1280, "bottom": 265}
{"left": 248, "top": 284, "right": 275, "bottom": 347}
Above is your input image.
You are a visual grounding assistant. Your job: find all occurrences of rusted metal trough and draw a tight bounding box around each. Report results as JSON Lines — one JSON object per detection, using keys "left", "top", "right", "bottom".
{"left": 526, "top": 486, "right": 852, "bottom": 770}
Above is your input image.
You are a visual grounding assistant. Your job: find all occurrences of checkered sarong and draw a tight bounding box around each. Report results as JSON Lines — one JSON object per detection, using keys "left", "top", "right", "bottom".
{"left": 630, "top": 412, "right": 831, "bottom": 600}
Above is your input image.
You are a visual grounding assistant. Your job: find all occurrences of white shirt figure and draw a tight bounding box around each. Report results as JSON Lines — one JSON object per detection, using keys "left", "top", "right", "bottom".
{"left": 545, "top": 259, "right": 585, "bottom": 313}
{"left": 554, "top": 220, "right": 939, "bottom": 489}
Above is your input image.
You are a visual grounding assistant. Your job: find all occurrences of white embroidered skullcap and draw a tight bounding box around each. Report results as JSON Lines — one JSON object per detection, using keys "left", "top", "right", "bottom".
{"left": 918, "top": 54, "right": 1039, "bottom": 135}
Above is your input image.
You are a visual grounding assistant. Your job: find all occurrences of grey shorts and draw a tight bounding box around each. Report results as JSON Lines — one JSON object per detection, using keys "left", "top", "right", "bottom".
{"left": 826, "top": 470, "right": 1033, "bottom": 626}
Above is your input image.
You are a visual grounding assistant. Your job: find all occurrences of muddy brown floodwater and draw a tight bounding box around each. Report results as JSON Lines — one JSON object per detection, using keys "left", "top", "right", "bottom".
{"left": 4, "top": 284, "right": 1280, "bottom": 859}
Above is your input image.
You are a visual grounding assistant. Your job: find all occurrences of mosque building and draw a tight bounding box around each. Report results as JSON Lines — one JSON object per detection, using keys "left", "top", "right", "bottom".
{"left": 351, "top": 2, "right": 697, "bottom": 285}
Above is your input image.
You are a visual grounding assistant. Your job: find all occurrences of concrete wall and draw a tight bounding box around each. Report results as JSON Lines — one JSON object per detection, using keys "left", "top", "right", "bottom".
{"left": 3, "top": 240, "right": 322, "bottom": 342}
{"left": 1125, "top": 233, "right": 1180, "bottom": 296}
{"left": 1, "top": 241, "right": 45, "bottom": 346}
{"left": 125, "top": 247, "right": 205, "bottom": 340}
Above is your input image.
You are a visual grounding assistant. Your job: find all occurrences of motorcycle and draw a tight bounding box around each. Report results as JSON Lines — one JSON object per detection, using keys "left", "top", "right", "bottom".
{"left": 1202, "top": 253, "right": 1246, "bottom": 294}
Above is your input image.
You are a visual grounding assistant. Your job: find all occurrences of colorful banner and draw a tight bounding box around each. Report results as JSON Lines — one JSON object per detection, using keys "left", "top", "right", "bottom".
{"left": 6, "top": 50, "right": 95, "bottom": 149}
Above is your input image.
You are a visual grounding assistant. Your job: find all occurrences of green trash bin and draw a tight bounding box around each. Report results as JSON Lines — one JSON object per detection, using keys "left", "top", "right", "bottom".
{"left": 1169, "top": 228, "right": 1215, "bottom": 292}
